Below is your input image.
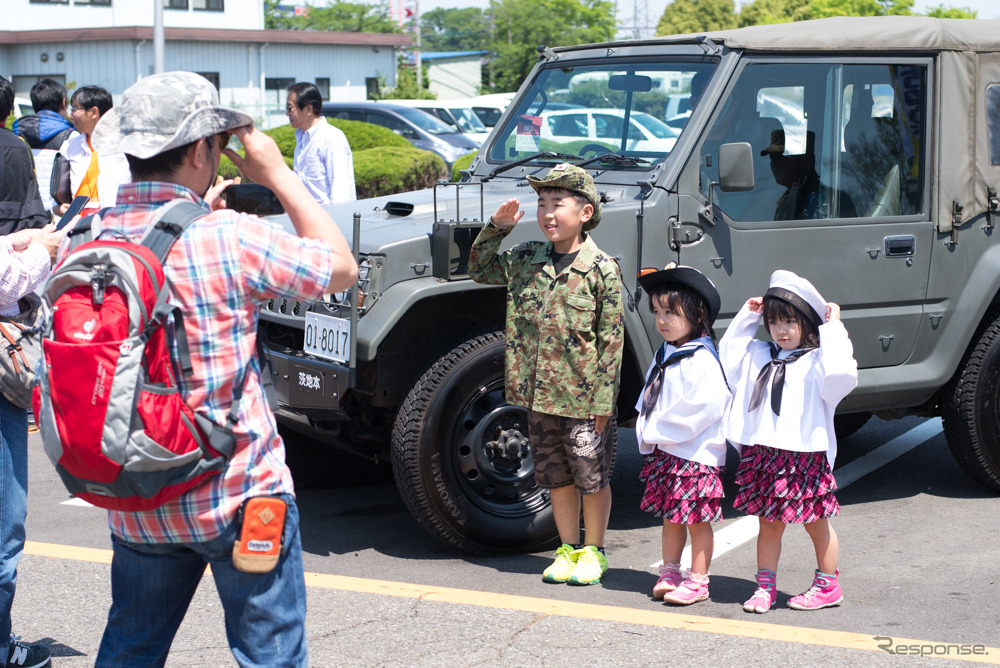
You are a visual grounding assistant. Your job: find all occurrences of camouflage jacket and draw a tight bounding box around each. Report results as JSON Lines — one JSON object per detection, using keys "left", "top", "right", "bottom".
{"left": 469, "top": 222, "right": 624, "bottom": 419}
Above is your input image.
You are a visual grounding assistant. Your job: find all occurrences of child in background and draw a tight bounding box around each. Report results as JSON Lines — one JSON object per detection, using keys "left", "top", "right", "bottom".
{"left": 635, "top": 265, "right": 730, "bottom": 606}
{"left": 720, "top": 270, "right": 858, "bottom": 613}
{"left": 468, "top": 163, "right": 624, "bottom": 586}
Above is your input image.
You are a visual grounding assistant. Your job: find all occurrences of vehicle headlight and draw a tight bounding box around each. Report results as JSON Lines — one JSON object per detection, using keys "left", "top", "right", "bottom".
{"left": 324, "top": 255, "right": 378, "bottom": 313}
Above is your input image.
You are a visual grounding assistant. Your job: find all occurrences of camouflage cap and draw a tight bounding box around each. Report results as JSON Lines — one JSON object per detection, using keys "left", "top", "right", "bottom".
{"left": 526, "top": 163, "right": 602, "bottom": 231}
{"left": 92, "top": 71, "right": 253, "bottom": 159}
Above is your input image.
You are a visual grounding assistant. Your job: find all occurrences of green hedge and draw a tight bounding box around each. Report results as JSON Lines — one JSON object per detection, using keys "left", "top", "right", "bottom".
{"left": 451, "top": 150, "right": 478, "bottom": 182}
{"left": 218, "top": 119, "right": 434, "bottom": 198}
{"left": 353, "top": 146, "right": 447, "bottom": 199}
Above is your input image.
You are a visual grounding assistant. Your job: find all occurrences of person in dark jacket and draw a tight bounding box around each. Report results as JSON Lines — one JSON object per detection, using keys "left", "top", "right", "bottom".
{"left": 12, "top": 79, "right": 75, "bottom": 217}
{"left": 11, "top": 79, "right": 74, "bottom": 151}
{"left": 0, "top": 78, "right": 49, "bottom": 235}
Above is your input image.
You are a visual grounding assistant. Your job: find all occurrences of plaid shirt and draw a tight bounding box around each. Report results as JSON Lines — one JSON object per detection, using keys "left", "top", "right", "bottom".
{"left": 56, "top": 182, "right": 334, "bottom": 543}
{"left": 0, "top": 238, "right": 50, "bottom": 317}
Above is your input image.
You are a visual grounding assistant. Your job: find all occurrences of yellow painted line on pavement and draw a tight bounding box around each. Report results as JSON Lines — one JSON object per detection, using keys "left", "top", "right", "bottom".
{"left": 24, "top": 540, "right": 999, "bottom": 663}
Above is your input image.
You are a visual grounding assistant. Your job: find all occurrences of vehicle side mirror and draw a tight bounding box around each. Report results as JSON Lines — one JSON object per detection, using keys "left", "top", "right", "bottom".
{"left": 701, "top": 142, "right": 755, "bottom": 226}
{"left": 719, "top": 142, "right": 755, "bottom": 192}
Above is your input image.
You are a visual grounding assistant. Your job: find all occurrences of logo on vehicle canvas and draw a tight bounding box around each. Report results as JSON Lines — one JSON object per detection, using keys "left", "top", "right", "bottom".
{"left": 73, "top": 318, "right": 98, "bottom": 341}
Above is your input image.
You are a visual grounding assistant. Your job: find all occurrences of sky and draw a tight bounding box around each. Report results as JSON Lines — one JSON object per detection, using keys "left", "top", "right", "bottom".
{"left": 413, "top": 0, "right": 1000, "bottom": 32}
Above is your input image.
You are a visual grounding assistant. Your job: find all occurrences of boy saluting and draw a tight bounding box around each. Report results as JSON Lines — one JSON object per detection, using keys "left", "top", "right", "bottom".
{"left": 469, "top": 163, "right": 624, "bottom": 585}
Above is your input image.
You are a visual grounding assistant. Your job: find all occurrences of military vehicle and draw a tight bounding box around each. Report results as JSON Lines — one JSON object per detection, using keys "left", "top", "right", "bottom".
{"left": 257, "top": 16, "right": 1000, "bottom": 554}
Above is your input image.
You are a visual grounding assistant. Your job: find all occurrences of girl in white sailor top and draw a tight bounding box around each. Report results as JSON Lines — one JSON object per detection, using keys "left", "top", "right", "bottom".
{"left": 720, "top": 270, "right": 857, "bottom": 613}
{"left": 635, "top": 265, "right": 730, "bottom": 606}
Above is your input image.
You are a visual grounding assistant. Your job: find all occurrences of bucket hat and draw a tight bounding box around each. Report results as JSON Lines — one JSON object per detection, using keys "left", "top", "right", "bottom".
{"left": 526, "top": 163, "right": 602, "bottom": 231}
{"left": 92, "top": 71, "right": 253, "bottom": 159}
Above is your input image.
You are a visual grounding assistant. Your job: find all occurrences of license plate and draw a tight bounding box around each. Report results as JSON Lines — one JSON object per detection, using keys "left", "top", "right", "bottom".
{"left": 303, "top": 312, "right": 350, "bottom": 364}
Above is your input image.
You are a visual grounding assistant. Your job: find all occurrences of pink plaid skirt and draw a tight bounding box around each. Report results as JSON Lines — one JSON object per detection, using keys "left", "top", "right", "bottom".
{"left": 639, "top": 450, "right": 724, "bottom": 524}
{"left": 733, "top": 444, "right": 839, "bottom": 523}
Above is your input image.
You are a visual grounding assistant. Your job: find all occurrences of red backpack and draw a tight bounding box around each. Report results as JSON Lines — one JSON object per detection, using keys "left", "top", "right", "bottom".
{"left": 32, "top": 200, "right": 245, "bottom": 511}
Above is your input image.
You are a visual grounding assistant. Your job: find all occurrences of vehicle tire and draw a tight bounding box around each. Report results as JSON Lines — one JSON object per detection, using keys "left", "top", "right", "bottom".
{"left": 942, "top": 306, "right": 1000, "bottom": 491}
{"left": 833, "top": 412, "right": 871, "bottom": 441}
{"left": 391, "top": 331, "right": 558, "bottom": 555}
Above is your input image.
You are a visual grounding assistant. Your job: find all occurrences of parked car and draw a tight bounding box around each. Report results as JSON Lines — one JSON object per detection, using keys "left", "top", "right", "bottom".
{"left": 462, "top": 92, "right": 516, "bottom": 128}
{"left": 379, "top": 99, "right": 491, "bottom": 146}
{"left": 321, "top": 102, "right": 477, "bottom": 169}
{"left": 12, "top": 97, "right": 32, "bottom": 119}
{"left": 538, "top": 107, "right": 680, "bottom": 154}
{"left": 260, "top": 17, "right": 1000, "bottom": 556}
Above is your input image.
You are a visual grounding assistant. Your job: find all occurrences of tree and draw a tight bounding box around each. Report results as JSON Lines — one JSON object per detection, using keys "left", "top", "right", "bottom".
{"left": 656, "top": 0, "right": 738, "bottom": 35}
{"left": 489, "top": 0, "right": 617, "bottom": 93}
{"left": 372, "top": 62, "right": 436, "bottom": 100}
{"left": 922, "top": 4, "right": 977, "bottom": 17}
{"left": 421, "top": 7, "right": 491, "bottom": 52}
{"left": 264, "top": 0, "right": 399, "bottom": 33}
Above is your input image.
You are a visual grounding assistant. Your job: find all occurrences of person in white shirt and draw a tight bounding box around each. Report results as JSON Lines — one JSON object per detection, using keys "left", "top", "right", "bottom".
{"left": 286, "top": 82, "right": 356, "bottom": 206}
{"left": 53, "top": 86, "right": 131, "bottom": 215}
{"left": 634, "top": 264, "right": 730, "bottom": 607}
{"left": 720, "top": 269, "right": 858, "bottom": 614}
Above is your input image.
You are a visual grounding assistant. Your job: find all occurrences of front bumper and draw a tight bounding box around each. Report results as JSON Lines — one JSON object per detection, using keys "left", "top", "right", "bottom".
{"left": 262, "top": 344, "right": 351, "bottom": 418}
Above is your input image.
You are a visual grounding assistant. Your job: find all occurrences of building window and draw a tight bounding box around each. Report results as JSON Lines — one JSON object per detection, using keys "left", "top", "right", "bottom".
{"left": 164, "top": 0, "right": 187, "bottom": 8}
{"left": 192, "top": 0, "right": 223, "bottom": 10}
{"left": 265, "top": 77, "right": 295, "bottom": 111}
{"left": 74, "top": 0, "right": 112, "bottom": 5}
{"left": 29, "top": 0, "right": 69, "bottom": 4}
{"left": 315, "top": 78, "right": 330, "bottom": 100}
{"left": 197, "top": 72, "right": 220, "bottom": 90}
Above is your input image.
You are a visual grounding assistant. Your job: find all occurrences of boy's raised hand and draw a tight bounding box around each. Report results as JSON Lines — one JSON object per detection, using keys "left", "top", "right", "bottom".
{"left": 747, "top": 297, "right": 764, "bottom": 314}
{"left": 826, "top": 302, "right": 841, "bottom": 322}
{"left": 490, "top": 198, "right": 524, "bottom": 228}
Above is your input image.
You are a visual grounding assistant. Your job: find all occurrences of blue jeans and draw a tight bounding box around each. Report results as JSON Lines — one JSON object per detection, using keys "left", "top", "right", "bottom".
{"left": 96, "top": 494, "right": 308, "bottom": 668}
{"left": 0, "top": 395, "right": 28, "bottom": 662}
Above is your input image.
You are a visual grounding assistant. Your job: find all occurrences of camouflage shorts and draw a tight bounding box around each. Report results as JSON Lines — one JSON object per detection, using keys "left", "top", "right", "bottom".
{"left": 526, "top": 410, "right": 614, "bottom": 495}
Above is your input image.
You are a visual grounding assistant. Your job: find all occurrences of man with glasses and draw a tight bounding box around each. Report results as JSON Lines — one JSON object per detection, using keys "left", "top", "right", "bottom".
{"left": 65, "top": 71, "right": 358, "bottom": 666}
{"left": 286, "top": 81, "right": 356, "bottom": 206}
{"left": 51, "top": 86, "right": 131, "bottom": 217}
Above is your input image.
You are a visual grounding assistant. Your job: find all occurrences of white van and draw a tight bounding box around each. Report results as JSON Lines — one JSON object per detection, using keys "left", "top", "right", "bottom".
{"left": 460, "top": 93, "right": 516, "bottom": 129}
{"left": 377, "top": 99, "right": 490, "bottom": 146}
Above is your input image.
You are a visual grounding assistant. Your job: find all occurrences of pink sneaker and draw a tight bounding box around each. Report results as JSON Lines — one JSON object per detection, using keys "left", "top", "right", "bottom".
{"left": 788, "top": 569, "right": 842, "bottom": 610}
{"left": 663, "top": 572, "right": 709, "bottom": 605}
{"left": 652, "top": 563, "right": 684, "bottom": 600}
{"left": 743, "top": 569, "right": 777, "bottom": 614}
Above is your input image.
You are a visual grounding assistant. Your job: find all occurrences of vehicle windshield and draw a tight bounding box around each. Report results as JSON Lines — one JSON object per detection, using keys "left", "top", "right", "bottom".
{"left": 398, "top": 107, "right": 459, "bottom": 135}
{"left": 489, "top": 60, "right": 715, "bottom": 167}
{"left": 448, "top": 107, "right": 488, "bottom": 133}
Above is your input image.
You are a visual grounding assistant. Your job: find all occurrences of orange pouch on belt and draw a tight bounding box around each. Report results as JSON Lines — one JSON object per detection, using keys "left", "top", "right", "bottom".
{"left": 232, "top": 496, "right": 287, "bottom": 573}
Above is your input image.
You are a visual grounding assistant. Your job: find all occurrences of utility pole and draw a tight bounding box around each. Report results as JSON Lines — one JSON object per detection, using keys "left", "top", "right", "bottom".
{"left": 153, "top": 0, "right": 164, "bottom": 74}
{"left": 632, "top": 0, "right": 649, "bottom": 40}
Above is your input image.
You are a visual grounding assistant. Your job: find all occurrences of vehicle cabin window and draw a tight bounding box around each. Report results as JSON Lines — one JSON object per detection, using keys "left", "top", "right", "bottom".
{"left": 327, "top": 110, "right": 363, "bottom": 122}
{"left": 368, "top": 112, "right": 416, "bottom": 139}
{"left": 987, "top": 85, "right": 1000, "bottom": 165}
{"left": 701, "top": 62, "right": 925, "bottom": 222}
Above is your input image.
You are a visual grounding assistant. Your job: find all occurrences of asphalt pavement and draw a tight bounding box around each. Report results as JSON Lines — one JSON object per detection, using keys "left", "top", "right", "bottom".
{"left": 12, "top": 415, "right": 1000, "bottom": 667}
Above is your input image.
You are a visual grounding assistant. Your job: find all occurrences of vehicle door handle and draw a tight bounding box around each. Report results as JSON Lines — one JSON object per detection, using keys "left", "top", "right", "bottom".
{"left": 884, "top": 235, "right": 915, "bottom": 258}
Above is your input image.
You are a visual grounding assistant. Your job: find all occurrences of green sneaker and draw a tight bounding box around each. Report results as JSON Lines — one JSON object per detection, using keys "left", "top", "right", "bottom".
{"left": 542, "top": 544, "right": 578, "bottom": 583}
{"left": 568, "top": 545, "right": 608, "bottom": 585}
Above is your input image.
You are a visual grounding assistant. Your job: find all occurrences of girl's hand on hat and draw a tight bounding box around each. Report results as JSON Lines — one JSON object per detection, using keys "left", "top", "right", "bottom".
{"left": 826, "top": 302, "right": 841, "bottom": 322}
{"left": 747, "top": 297, "right": 764, "bottom": 314}
{"left": 490, "top": 198, "right": 524, "bottom": 228}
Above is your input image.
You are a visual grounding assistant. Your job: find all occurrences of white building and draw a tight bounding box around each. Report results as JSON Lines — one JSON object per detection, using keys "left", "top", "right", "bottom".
{"left": 0, "top": 0, "right": 411, "bottom": 128}
{"left": 421, "top": 51, "right": 489, "bottom": 100}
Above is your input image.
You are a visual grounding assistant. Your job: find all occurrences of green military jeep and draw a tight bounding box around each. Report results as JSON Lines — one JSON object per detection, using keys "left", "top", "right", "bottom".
{"left": 258, "top": 16, "right": 1000, "bottom": 554}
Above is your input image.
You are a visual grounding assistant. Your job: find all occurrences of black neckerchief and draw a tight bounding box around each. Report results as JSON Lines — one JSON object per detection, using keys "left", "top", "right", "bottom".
{"left": 641, "top": 337, "right": 718, "bottom": 418}
{"left": 747, "top": 342, "right": 813, "bottom": 416}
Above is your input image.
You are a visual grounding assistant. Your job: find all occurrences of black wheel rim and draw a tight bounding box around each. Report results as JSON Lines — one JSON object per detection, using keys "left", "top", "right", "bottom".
{"left": 451, "top": 378, "right": 549, "bottom": 518}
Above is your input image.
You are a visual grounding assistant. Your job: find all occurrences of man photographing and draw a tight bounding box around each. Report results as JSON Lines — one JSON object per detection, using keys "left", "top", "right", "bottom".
{"left": 67, "top": 71, "right": 357, "bottom": 667}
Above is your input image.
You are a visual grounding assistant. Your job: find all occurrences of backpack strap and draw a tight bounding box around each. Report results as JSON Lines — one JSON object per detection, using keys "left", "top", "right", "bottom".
{"left": 66, "top": 206, "right": 112, "bottom": 252}
{"left": 139, "top": 199, "right": 276, "bottom": 425}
